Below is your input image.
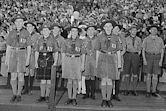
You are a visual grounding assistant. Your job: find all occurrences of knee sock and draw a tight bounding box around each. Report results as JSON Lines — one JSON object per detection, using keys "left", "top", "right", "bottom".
{"left": 24, "top": 76, "right": 29, "bottom": 91}
{"left": 40, "top": 83, "right": 46, "bottom": 97}
{"left": 30, "top": 76, "right": 34, "bottom": 91}
{"left": 101, "top": 85, "right": 107, "bottom": 100}
{"left": 106, "top": 85, "right": 113, "bottom": 101}
{"left": 91, "top": 80, "right": 96, "bottom": 96}
{"left": 85, "top": 80, "right": 90, "bottom": 96}
{"left": 132, "top": 77, "right": 138, "bottom": 91}
{"left": 72, "top": 80, "right": 78, "bottom": 99}
{"left": 17, "top": 81, "right": 24, "bottom": 96}
{"left": 124, "top": 76, "right": 130, "bottom": 91}
{"left": 67, "top": 82, "right": 72, "bottom": 99}
{"left": 7, "top": 73, "right": 11, "bottom": 86}
{"left": 10, "top": 80, "right": 17, "bottom": 95}
{"left": 152, "top": 77, "right": 158, "bottom": 93}
{"left": 78, "top": 80, "right": 82, "bottom": 93}
{"left": 146, "top": 75, "right": 151, "bottom": 93}
{"left": 46, "top": 84, "right": 51, "bottom": 97}
{"left": 115, "top": 80, "right": 120, "bottom": 96}
{"left": 81, "top": 76, "right": 86, "bottom": 94}
{"left": 57, "top": 76, "right": 62, "bottom": 88}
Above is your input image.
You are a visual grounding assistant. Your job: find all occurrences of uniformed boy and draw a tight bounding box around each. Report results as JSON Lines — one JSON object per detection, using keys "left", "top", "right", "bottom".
{"left": 111, "top": 24, "right": 126, "bottom": 101}
{"left": 22, "top": 21, "right": 40, "bottom": 95}
{"left": 35, "top": 24, "right": 58, "bottom": 103}
{"left": 142, "top": 25, "right": 164, "bottom": 97}
{"left": 95, "top": 20, "right": 121, "bottom": 107}
{"left": 78, "top": 24, "right": 87, "bottom": 95}
{"left": 62, "top": 26, "right": 85, "bottom": 106}
{"left": 82, "top": 25, "right": 97, "bottom": 99}
{"left": 6, "top": 14, "right": 31, "bottom": 102}
{"left": 51, "top": 23, "right": 65, "bottom": 88}
{"left": 123, "top": 25, "right": 142, "bottom": 96}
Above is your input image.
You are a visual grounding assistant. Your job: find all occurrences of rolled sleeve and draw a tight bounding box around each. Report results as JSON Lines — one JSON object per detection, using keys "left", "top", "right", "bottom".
{"left": 94, "top": 38, "right": 101, "bottom": 51}
{"left": 142, "top": 38, "right": 147, "bottom": 49}
{"left": 53, "top": 40, "right": 59, "bottom": 53}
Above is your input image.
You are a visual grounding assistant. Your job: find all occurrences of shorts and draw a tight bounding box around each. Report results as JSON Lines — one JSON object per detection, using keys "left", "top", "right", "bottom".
{"left": 144, "top": 53, "right": 161, "bottom": 75}
{"left": 8, "top": 48, "right": 26, "bottom": 73}
{"left": 123, "top": 52, "right": 140, "bottom": 75}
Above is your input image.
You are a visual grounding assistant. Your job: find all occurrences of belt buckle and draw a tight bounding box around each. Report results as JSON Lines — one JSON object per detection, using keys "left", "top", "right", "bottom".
{"left": 108, "top": 52, "right": 112, "bottom": 55}
{"left": 43, "top": 53, "right": 47, "bottom": 56}
{"left": 71, "top": 55, "right": 75, "bottom": 58}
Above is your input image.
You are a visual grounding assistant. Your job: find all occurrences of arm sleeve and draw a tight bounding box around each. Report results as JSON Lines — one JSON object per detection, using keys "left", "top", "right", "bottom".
{"left": 142, "top": 38, "right": 147, "bottom": 50}
{"left": 6, "top": 31, "right": 12, "bottom": 46}
{"left": 94, "top": 38, "right": 101, "bottom": 51}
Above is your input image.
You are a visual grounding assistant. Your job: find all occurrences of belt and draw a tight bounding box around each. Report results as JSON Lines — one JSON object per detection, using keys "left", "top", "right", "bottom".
{"left": 126, "top": 51, "right": 138, "bottom": 54}
{"left": 39, "top": 52, "right": 53, "bottom": 56}
{"left": 100, "top": 50, "right": 116, "bottom": 54}
{"left": 66, "top": 54, "right": 81, "bottom": 58}
{"left": 146, "top": 52, "right": 160, "bottom": 55}
{"left": 11, "top": 47, "right": 26, "bottom": 50}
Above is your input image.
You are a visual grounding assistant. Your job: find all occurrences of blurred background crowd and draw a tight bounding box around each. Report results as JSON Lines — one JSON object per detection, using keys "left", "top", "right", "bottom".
{"left": 0, "top": 0, "right": 166, "bottom": 40}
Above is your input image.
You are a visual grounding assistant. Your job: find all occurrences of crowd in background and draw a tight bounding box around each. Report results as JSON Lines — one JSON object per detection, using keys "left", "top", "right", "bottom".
{"left": 0, "top": 0, "right": 166, "bottom": 40}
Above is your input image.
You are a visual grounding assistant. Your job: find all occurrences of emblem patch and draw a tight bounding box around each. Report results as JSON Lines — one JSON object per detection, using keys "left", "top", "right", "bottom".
{"left": 112, "top": 44, "right": 116, "bottom": 48}
{"left": 20, "top": 38, "right": 26, "bottom": 43}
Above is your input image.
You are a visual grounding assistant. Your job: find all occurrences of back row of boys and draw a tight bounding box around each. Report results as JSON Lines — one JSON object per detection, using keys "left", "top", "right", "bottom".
{"left": 6, "top": 14, "right": 164, "bottom": 108}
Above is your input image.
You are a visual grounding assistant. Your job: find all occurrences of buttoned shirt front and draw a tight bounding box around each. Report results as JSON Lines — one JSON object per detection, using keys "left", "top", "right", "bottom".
{"left": 126, "top": 36, "right": 142, "bottom": 52}
{"left": 30, "top": 32, "right": 41, "bottom": 53}
{"left": 7, "top": 29, "right": 31, "bottom": 48}
{"left": 62, "top": 38, "right": 85, "bottom": 55}
{"left": 36, "top": 35, "right": 58, "bottom": 53}
{"left": 142, "top": 35, "right": 164, "bottom": 54}
{"left": 83, "top": 36, "right": 97, "bottom": 57}
{"left": 95, "top": 32, "right": 121, "bottom": 53}
{"left": 54, "top": 35, "right": 65, "bottom": 52}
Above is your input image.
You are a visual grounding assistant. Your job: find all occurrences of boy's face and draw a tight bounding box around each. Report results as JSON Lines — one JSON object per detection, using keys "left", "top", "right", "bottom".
{"left": 112, "top": 26, "right": 120, "bottom": 35}
{"left": 87, "top": 27, "right": 95, "bottom": 37}
{"left": 130, "top": 28, "right": 137, "bottom": 36}
{"left": 103, "top": 23, "right": 113, "bottom": 35}
{"left": 52, "top": 26, "right": 60, "bottom": 36}
{"left": 26, "top": 24, "right": 34, "bottom": 33}
{"left": 15, "top": 18, "right": 24, "bottom": 29}
{"left": 150, "top": 27, "right": 158, "bottom": 35}
{"left": 42, "top": 28, "right": 51, "bottom": 37}
{"left": 71, "top": 28, "right": 78, "bottom": 39}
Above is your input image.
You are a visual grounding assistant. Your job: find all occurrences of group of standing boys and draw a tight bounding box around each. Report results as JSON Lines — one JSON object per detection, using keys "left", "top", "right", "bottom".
{"left": 6, "top": 13, "right": 165, "bottom": 108}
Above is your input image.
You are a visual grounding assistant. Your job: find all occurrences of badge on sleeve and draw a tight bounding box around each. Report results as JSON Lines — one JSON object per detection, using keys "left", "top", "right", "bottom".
{"left": 112, "top": 44, "right": 116, "bottom": 48}
{"left": 47, "top": 47, "right": 53, "bottom": 51}
{"left": 75, "top": 47, "right": 81, "bottom": 52}
{"left": 20, "top": 38, "right": 27, "bottom": 43}
{"left": 40, "top": 46, "right": 43, "bottom": 50}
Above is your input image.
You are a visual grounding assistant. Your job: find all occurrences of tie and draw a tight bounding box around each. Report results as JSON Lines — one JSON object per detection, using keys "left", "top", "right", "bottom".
{"left": 89, "top": 40, "right": 92, "bottom": 50}
{"left": 132, "top": 37, "right": 135, "bottom": 47}
{"left": 107, "top": 38, "right": 111, "bottom": 49}
{"left": 16, "top": 32, "right": 20, "bottom": 43}
{"left": 43, "top": 42, "right": 47, "bottom": 51}
{"left": 71, "top": 41, "right": 76, "bottom": 52}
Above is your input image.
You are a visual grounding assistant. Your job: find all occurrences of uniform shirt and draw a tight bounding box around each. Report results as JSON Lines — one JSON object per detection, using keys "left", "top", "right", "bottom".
{"left": 142, "top": 35, "right": 164, "bottom": 54}
{"left": 95, "top": 32, "right": 121, "bottom": 53}
{"left": 54, "top": 35, "right": 65, "bottom": 52}
{"left": 7, "top": 29, "right": 31, "bottom": 48}
{"left": 119, "top": 34, "right": 126, "bottom": 50}
{"left": 54, "top": 35, "right": 65, "bottom": 66}
{"left": 62, "top": 38, "right": 85, "bottom": 55}
{"left": 30, "top": 32, "right": 41, "bottom": 53}
{"left": 35, "top": 35, "right": 58, "bottom": 53}
{"left": 126, "top": 36, "right": 142, "bottom": 52}
{"left": 83, "top": 36, "right": 97, "bottom": 57}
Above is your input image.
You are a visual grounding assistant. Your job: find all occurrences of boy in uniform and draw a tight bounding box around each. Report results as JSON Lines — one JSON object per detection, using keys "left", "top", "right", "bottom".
{"left": 142, "top": 25, "right": 164, "bottom": 97}
{"left": 6, "top": 14, "right": 31, "bottom": 102}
